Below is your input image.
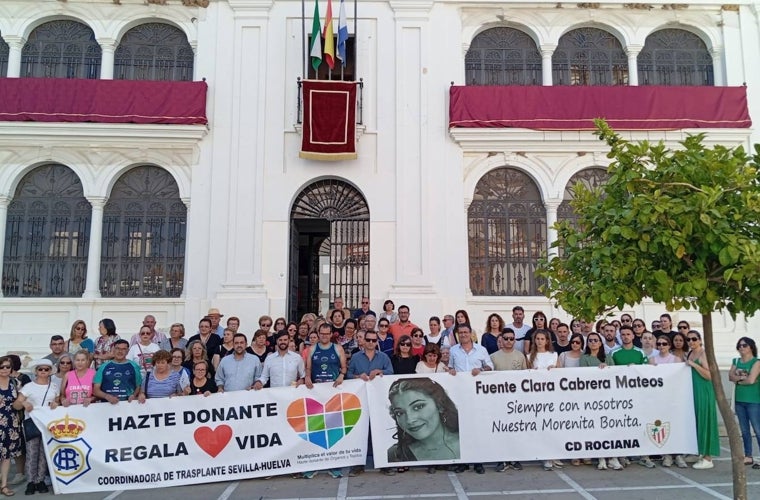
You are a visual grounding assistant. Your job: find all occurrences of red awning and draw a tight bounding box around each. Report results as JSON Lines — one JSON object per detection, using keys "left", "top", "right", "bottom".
{"left": 449, "top": 85, "right": 751, "bottom": 130}
{"left": 0, "top": 78, "right": 208, "bottom": 125}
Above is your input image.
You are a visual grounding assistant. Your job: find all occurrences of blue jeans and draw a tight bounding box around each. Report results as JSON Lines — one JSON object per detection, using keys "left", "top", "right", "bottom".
{"left": 735, "top": 401, "right": 760, "bottom": 456}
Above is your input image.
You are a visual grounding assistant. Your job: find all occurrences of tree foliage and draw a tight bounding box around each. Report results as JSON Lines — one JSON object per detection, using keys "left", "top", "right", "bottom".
{"left": 539, "top": 120, "right": 760, "bottom": 320}
{"left": 538, "top": 120, "right": 760, "bottom": 499}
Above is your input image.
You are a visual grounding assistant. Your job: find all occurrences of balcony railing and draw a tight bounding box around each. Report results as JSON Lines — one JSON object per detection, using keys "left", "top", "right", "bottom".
{"left": 0, "top": 78, "right": 208, "bottom": 125}
{"left": 449, "top": 85, "right": 751, "bottom": 131}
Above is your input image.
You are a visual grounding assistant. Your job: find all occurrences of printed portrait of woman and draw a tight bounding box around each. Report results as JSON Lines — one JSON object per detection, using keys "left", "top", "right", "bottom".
{"left": 387, "top": 377, "right": 461, "bottom": 462}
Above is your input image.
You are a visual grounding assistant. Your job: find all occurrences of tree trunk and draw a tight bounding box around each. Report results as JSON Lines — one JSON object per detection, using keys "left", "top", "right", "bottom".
{"left": 702, "top": 312, "right": 746, "bottom": 499}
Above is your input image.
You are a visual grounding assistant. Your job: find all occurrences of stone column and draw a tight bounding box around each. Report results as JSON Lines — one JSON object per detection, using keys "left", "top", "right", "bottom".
{"left": 4, "top": 36, "right": 25, "bottom": 77}
{"left": 626, "top": 45, "right": 642, "bottom": 86}
{"left": 0, "top": 196, "right": 9, "bottom": 298}
{"left": 98, "top": 39, "right": 117, "bottom": 80}
{"left": 541, "top": 47, "right": 555, "bottom": 86}
{"left": 180, "top": 197, "right": 190, "bottom": 299}
{"left": 544, "top": 199, "right": 561, "bottom": 260}
{"left": 82, "top": 197, "right": 106, "bottom": 299}
{"left": 711, "top": 47, "right": 724, "bottom": 86}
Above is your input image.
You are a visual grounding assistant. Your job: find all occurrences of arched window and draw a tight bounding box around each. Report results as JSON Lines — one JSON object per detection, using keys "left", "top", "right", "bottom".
{"left": 465, "top": 27, "right": 542, "bottom": 85}
{"left": 638, "top": 29, "right": 713, "bottom": 86}
{"left": 115, "top": 23, "right": 194, "bottom": 81}
{"left": 21, "top": 20, "right": 101, "bottom": 79}
{"left": 101, "top": 166, "right": 186, "bottom": 298}
{"left": 553, "top": 28, "right": 628, "bottom": 86}
{"left": 558, "top": 168, "right": 609, "bottom": 228}
{"left": 468, "top": 168, "right": 546, "bottom": 296}
{"left": 2, "top": 165, "right": 90, "bottom": 297}
{"left": 0, "top": 35, "right": 9, "bottom": 77}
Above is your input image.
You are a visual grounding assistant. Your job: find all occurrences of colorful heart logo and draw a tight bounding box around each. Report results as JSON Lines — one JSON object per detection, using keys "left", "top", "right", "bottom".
{"left": 194, "top": 425, "right": 233, "bottom": 458}
{"left": 286, "top": 393, "right": 362, "bottom": 449}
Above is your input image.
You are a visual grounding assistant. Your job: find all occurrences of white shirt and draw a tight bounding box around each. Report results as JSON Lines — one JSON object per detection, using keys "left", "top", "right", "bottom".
{"left": 20, "top": 379, "right": 61, "bottom": 418}
{"left": 257, "top": 351, "right": 306, "bottom": 388}
{"left": 424, "top": 333, "right": 451, "bottom": 348}
{"left": 448, "top": 343, "right": 494, "bottom": 372}
{"left": 126, "top": 342, "right": 160, "bottom": 376}
{"left": 531, "top": 351, "right": 558, "bottom": 370}
{"left": 506, "top": 323, "right": 531, "bottom": 353}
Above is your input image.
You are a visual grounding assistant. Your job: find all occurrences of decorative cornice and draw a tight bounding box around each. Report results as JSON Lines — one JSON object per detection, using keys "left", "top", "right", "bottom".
{"left": 0, "top": 123, "right": 207, "bottom": 169}
{"left": 0, "top": 123, "right": 207, "bottom": 146}
{"left": 228, "top": 0, "right": 275, "bottom": 16}
{"left": 108, "top": 0, "right": 210, "bottom": 6}
{"left": 389, "top": 0, "right": 434, "bottom": 18}
{"left": 448, "top": 127, "right": 751, "bottom": 153}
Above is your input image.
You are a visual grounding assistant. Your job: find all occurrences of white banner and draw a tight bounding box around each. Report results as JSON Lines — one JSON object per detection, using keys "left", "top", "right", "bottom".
{"left": 366, "top": 364, "right": 697, "bottom": 467}
{"left": 31, "top": 380, "right": 369, "bottom": 494}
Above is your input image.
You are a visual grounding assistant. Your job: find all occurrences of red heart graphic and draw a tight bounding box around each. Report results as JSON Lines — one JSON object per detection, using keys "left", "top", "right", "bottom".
{"left": 194, "top": 425, "right": 233, "bottom": 458}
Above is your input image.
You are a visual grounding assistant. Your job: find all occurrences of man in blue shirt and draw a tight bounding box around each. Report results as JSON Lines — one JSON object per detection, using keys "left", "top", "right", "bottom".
{"left": 347, "top": 330, "right": 393, "bottom": 381}
{"left": 346, "top": 330, "right": 394, "bottom": 477}
{"left": 352, "top": 296, "right": 376, "bottom": 319}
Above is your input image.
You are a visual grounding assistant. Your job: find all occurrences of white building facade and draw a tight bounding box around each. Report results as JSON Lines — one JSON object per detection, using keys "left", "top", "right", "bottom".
{"left": 0, "top": 0, "right": 757, "bottom": 363}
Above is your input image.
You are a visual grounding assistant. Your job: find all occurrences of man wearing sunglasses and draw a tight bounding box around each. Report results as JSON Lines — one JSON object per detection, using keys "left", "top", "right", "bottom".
{"left": 491, "top": 327, "right": 527, "bottom": 473}
{"left": 344, "top": 330, "right": 393, "bottom": 477}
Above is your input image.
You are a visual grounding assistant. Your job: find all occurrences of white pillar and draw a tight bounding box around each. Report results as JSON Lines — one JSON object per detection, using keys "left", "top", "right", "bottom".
{"left": 0, "top": 196, "right": 9, "bottom": 298}
{"left": 82, "top": 197, "right": 106, "bottom": 299}
{"left": 180, "top": 197, "right": 190, "bottom": 299}
{"left": 711, "top": 47, "right": 724, "bottom": 86}
{"left": 4, "top": 36, "right": 25, "bottom": 78}
{"left": 98, "top": 39, "right": 117, "bottom": 80}
{"left": 389, "top": 0, "right": 436, "bottom": 294}
{"left": 545, "top": 199, "right": 561, "bottom": 260}
{"left": 626, "top": 46, "right": 642, "bottom": 86}
{"left": 541, "top": 47, "right": 554, "bottom": 86}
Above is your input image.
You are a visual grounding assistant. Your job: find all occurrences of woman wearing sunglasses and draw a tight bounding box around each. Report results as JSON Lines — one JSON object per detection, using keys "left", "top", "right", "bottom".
{"left": 650, "top": 336, "right": 687, "bottom": 468}
{"left": 13, "top": 360, "right": 60, "bottom": 495}
{"left": 557, "top": 333, "right": 584, "bottom": 368}
{"left": 685, "top": 330, "right": 719, "bottom": 469}
{"left": 729, "top": 337, "right": 760, "bottom": 467}
{"left": 579, "top": 332, "right": 617, "bottom": 469}
{"left": 391, "top": 335, "right": 419, "bottom": 376}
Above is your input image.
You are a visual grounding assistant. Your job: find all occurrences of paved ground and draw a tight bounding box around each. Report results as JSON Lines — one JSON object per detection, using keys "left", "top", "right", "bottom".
{"left": 14, "top": 439, "right": 760, "bottom": 500}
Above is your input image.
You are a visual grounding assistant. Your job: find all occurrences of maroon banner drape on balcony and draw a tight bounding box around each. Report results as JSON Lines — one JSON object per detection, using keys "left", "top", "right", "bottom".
{"left": 300, "top": 80, "right": 357, "bottom": 161}
{"left": 0, "top": 78, "right": 208, "bottom": 125}
{"left": 449, "top": 86, "right": 751, "bottom": 130}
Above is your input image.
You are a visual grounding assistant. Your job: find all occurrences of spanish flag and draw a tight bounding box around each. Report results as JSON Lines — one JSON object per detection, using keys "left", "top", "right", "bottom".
{"left": 323, "top": 0, "right": 335, "bottom": 69}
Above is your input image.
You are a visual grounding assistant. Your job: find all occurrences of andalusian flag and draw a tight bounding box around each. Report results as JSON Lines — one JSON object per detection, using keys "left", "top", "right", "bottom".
{"left": 323, "top": 0, "right": 335, "bottom": 69}
{"left": 337, "top": 0, "right": 348, "bottom": 66}
{"left": 309, "top": 1, "right": 322, "bottom": 71}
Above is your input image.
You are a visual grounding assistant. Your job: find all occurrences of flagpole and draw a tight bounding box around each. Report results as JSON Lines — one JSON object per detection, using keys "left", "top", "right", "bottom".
{"left": 353, "top": 0, "right": 357, "bottom": 81}
{"left": 301, "top": 0, "right": 306, "bottom": 79}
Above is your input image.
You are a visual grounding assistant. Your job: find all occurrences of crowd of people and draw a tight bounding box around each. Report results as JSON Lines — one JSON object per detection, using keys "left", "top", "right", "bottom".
{"left": 0, "top": 299, "right": 750, "bottom": 493}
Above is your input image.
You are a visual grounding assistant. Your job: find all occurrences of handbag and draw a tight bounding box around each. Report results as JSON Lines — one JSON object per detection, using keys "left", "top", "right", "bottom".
{"left": 23, "top": 418, "right": 41, "bottom": 441}
{"left": 22, "top": 380, "right": 51, "bottom": 441}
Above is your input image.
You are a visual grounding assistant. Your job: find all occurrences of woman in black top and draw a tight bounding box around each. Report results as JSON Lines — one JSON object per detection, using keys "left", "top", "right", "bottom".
{"left": 185, "top": 360, "right": 218, "bottom": 397}
{"left": 391, "top": 335, "right": 419, "bottom": 375}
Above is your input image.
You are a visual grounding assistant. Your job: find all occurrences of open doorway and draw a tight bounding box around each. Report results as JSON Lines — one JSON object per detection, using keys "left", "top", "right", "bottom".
{"left": 288, "top": 179, "right": 370, "bottom": 321}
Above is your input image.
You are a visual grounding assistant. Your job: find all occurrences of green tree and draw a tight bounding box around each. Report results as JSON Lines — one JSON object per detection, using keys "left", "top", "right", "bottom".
{"left": 538, "top": 120, "right": 760, "bottom": 499}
